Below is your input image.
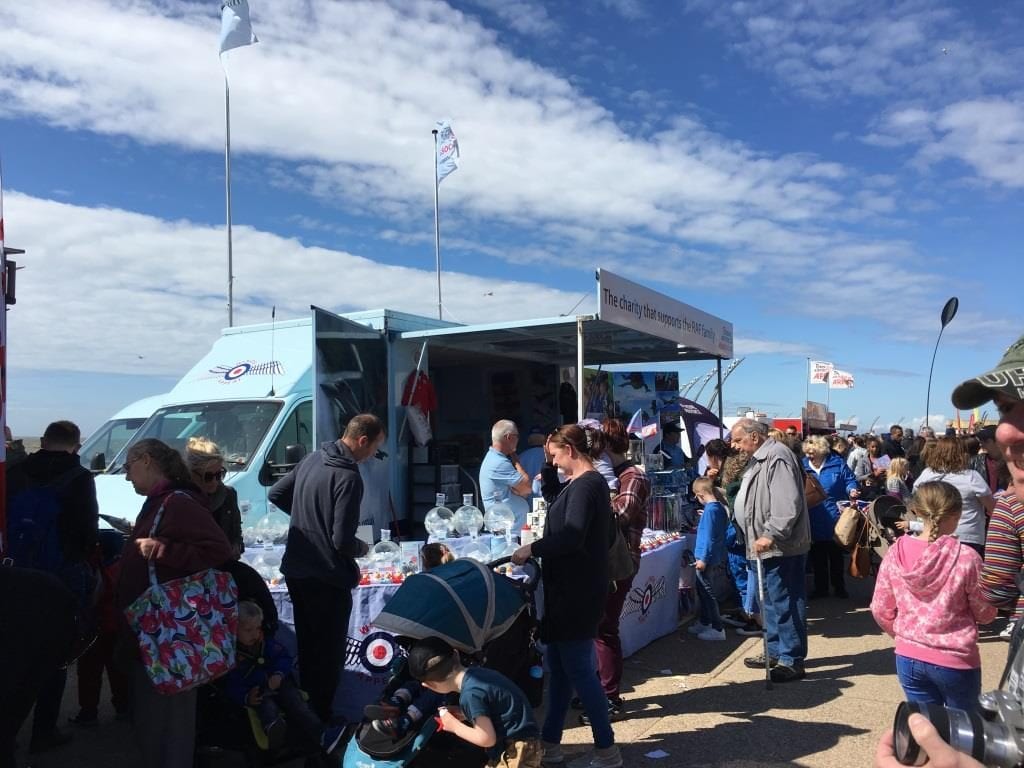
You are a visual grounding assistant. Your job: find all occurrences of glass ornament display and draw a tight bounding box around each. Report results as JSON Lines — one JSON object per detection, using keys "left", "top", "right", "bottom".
{"left": 454, "top": 494, "right": 483, "bottom": 537}
{"left": 371, "top": 529, "right": 401, "bottom": 571}
{"left": 254, "top": 507, "right": 290, "bottom": 545}
{"left": 484, "top": 502, "right": 515, "bottom": 535}
{"left": 462, "top": 533, "right": 492, "bottom": 563}
{"left": 425, "top": 494, "right": 453, "bottom": 541}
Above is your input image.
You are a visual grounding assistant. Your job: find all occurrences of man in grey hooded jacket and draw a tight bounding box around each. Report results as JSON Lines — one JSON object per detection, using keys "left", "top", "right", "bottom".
{"left": 731, "top": 418, "right": 811, "bottom": 682}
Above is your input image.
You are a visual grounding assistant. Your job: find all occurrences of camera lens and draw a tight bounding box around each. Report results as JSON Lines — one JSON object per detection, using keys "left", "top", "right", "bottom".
{"left": 893, "top": 701, "right": 1018, "bottom": 767}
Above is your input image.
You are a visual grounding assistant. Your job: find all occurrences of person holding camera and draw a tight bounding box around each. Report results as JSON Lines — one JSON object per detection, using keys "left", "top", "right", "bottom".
{"left": 875, "top": 714, "right": 984, "bottom": 768}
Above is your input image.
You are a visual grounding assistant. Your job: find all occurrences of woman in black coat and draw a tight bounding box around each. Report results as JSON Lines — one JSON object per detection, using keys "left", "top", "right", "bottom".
{"left": 512, "top": 424, "right": 619, "bottom": 767}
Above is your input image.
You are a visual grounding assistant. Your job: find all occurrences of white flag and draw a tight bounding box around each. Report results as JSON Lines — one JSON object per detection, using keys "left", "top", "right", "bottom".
{"left": 829, "top": 369, "right": 855, "bottom": 389}
{"left": 219, "top": 0, "right": 258, "bottom": 55}
{"left": 809, "top": 360, "right": 833, "bottom": 384}
{"left": 435, "top": 119, "right": 460, "bottom": 183}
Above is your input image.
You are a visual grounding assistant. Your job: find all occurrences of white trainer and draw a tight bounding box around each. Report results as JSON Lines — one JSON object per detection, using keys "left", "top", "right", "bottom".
{"left": 686, "top": 621, "right": 711, "bottom": 635}
{"left": 697, "top": 627, "right": 727, "bottom": 641}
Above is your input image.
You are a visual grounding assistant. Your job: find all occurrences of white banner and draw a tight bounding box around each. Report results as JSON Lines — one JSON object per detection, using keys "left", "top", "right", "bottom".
{"left": 830, "top": 369, "right": 855, "bottom": 389}
{"left": 809, "top": 360, "right": 833, "bottom": 384}
{"left": 597, "top": 269, "right": 733, "bottom": 358}
{"left": 435, "top": 119, "right": 460, "bottom": 183}
{"left": 219, "top": 0, "right": 258, "bottom": 55}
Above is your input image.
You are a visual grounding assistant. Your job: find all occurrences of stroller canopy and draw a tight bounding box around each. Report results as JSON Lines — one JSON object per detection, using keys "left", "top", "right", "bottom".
{"left": 372, "top": 559, "right": 526, "bottom": 653}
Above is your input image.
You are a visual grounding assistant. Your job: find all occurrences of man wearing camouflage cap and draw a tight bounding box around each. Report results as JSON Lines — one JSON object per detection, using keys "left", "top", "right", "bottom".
{"left": 952, "top": 333, "right": 1024, "bottom": 468}
{"left": 959, "top": 334, "right": 1024, "bottom": 642}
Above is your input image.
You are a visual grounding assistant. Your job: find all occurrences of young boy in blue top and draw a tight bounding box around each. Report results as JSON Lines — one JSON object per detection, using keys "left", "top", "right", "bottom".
{"left": 408, "top": 636, "right": 541, "bottom": 768}
{"left": 687, "top": 477, "right": 730, "bottom": 641}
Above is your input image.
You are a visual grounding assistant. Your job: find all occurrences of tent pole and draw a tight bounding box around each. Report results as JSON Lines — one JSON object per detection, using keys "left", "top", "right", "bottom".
{"left": 717, "top": 358, "right": 724, "bottom": 438}
{"left": 576, "top": 317, "right": 584, "bottom": 422}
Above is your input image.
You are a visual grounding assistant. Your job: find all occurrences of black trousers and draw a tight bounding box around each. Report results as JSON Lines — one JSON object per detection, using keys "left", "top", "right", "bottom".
{"left": 286, "top": 577, "right": 352, "bottom": 723}
{"left": 810, "top": 541, "right": 847, "bottom": 596}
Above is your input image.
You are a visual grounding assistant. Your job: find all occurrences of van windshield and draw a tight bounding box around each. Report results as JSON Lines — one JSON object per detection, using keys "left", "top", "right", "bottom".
{"left": 80, "top": 417, "right": 148, "bottom": 471}
{"left": 110, "top": 401, "right": 282, "bottom": 471}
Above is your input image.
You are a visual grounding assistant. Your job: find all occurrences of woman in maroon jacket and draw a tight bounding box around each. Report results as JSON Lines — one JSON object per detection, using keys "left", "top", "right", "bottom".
{"left": 590, "top": 418, "right": 650, "bottom": 721}
{"left": 117, "top": 438, "right": 232, "bottom": 768}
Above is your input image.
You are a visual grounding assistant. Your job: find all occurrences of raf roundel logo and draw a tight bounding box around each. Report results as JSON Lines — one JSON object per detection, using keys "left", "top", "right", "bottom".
{"left": 223, "top": 363, "right": 252, "bottom": 381}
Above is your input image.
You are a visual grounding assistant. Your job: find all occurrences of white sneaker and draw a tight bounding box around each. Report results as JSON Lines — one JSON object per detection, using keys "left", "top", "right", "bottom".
{"left": 542, "top": 741, "right": 565, "bottom": 764}
{"left": 687, "top": 621, "right": 711, "bottom": 635}
{"left": 1001, "top": 621, "right": 1016, "bottom": 641}
{"left": 589, "top": 745, "right": 623, "bottom": 768}
{"left": 697, "top": 627, "right": 727, "bottom": 641}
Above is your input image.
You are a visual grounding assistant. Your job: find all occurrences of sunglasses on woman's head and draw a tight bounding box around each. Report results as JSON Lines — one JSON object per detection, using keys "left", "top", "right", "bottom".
{"left": 202, "top": 468, "right": 227, "bottom": 482}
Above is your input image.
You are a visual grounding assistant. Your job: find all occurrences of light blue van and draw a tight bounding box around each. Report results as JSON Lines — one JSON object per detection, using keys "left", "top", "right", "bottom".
{"left": 96, "top": 307, "right": 446, "bottom": 529}
{"left": 79, "top": 393, "right": 168, "bottom": 472}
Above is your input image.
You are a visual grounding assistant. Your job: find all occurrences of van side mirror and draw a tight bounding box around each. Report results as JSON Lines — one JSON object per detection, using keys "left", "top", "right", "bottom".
{"left": 90, "top": 452, "right": 106, "bottom": 473}
{"left": 284, "top": 444, "right": 307, "bottom": 465}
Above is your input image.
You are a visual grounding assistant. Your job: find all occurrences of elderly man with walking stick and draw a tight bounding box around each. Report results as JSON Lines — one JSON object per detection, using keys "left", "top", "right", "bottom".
{"left": 731, "top": 418, "right": 812, "bottom": 683}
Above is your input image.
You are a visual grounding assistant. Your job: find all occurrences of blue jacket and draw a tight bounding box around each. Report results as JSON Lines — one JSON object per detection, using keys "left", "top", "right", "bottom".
{"left": 802, "top": 453, "right": 859, "bottom": 542}
{"left": 224, "top": 636, "right": 294, "bottom": 706}
{"left": 694, "top": 501, "right": 728, "bottom": 566}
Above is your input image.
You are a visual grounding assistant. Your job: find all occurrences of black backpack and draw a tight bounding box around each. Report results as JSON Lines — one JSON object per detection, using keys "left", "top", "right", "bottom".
{"left": 6, "top": 465, "right": 86, "bottom": 572}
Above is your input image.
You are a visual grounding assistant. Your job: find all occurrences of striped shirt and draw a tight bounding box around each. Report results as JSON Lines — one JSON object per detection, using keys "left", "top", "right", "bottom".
{"left": 981, "top": 491, "right": 1024, "bottom": 620}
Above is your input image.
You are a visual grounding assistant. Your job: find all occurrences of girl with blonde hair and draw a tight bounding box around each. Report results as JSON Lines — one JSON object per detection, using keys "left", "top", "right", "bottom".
{"left": 886, "top": 457, "right": 911, "bottom": 503}
{"left": 871, "top": 481, "right": 996, "bottom": 709}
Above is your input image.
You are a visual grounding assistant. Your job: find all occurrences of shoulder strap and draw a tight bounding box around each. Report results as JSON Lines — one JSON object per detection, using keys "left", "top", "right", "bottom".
{"left": 145, "top": 490, "right": 191, "bottom": 587}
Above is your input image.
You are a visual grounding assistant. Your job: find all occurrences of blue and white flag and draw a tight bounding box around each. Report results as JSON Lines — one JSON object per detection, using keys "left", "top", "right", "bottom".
{"left": 219, "top": 0, "right": 258, "bottom": 55}
{"left": 435, "top": 119, "right": 460, "bottom": 184}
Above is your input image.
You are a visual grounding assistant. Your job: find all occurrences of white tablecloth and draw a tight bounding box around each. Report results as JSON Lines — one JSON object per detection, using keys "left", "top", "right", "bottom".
{"left": 620, "top": 538, "right": 686, "bottom": 658}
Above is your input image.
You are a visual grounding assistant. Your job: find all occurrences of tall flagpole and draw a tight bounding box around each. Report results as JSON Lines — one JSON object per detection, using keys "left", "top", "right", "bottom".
{"left": 224, "top": 72, "right": 234, "bottom": 327}
{"left": 432, "top": 128, "right": 442, "bottom": 321}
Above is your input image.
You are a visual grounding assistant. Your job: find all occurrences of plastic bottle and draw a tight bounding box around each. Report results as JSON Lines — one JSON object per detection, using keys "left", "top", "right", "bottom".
{"left": 520, "top": 524, "right": 534, "bottom": 546}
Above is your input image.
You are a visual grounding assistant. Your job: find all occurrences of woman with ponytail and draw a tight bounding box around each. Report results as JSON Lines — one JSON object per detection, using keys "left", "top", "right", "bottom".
{"left": 117, "top": 438, "right": 233, "bottom": 768}
{"left": 512, "top": 424, "right": 622, "bottom": 768}
{"left": 870, "top": 481, "right": 996, "bottom": 710}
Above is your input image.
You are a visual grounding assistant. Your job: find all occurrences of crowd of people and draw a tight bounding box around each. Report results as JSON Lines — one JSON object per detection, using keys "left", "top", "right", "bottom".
{"left": 4, "top": 330, "right": 1024, "bottom": 768}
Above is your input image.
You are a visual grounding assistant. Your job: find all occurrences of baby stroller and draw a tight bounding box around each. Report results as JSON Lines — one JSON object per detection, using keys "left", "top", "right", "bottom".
{"left": 341, "top": 556, "right": 541, "bottom": 768}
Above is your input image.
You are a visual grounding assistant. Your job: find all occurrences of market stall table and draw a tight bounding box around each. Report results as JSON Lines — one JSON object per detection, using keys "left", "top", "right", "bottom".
{"left": 618, "top": 538, "right": 687, "bottom": 658}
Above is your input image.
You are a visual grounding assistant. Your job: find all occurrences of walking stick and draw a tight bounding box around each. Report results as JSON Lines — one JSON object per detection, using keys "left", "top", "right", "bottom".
{"left": 755, "top": 552, "right": 772, "bottom": 690}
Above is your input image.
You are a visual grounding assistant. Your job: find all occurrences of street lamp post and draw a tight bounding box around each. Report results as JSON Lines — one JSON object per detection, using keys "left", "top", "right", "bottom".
{"left": 925, "top": 297, "right": 959, "bottom": 430}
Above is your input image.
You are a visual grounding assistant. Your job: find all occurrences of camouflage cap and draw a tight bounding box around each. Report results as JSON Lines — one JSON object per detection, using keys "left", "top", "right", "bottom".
{"left": 952, "top": 333, "right": 1024, "bottom": 409}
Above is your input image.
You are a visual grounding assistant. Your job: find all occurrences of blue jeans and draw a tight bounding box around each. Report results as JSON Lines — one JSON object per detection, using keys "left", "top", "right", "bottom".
{"left": 694, "top": 569, "right": 723, "bottom": 630}
{"left": 895, "top": 655, "right": 981, "bottom": 711}
{"left": 760, "top": 554, "right": 807, "bottom": 668}
{"left": 542, "top": 639, "right": 614, "bottom": 749}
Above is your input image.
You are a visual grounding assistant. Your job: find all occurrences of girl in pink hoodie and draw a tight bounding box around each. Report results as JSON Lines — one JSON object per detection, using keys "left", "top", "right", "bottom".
{"left": 871, "top": 481, "right": 996, "bottom": 710}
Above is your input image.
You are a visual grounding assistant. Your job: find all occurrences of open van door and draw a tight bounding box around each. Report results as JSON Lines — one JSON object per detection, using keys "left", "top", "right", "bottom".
{"left": 312, "top": 306, "right": 388, "bottom": 445}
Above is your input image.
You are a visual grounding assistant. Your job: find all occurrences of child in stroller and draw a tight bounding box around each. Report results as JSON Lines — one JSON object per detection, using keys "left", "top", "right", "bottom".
{"left": 224, "top": 601, "right": 345, "bottom": 755}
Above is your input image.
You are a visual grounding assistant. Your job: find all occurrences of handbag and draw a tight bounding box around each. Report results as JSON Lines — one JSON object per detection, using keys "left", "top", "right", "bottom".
{"left": 124, "top": 492, "right": 239, "bottom": 695}
{"left": 607, "top": 519, "right": 637, "bottom": 583}
{"left": 848, "top": 506, "right": 881, "bottom": 579}
{"left": 804, "top": 471, "right": 828, "bottom": 508}
{"left": 849, "top": 533, "right": 872, "bottom": 579}
{"left": 834, "top": 504, "right": 864, "bottom": 549}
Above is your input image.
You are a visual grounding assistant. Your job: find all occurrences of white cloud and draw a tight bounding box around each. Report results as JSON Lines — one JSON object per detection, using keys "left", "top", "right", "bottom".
{"left": 464, "top": 0, "right": 559, "bottom": 37}
{"left": 0, "top": 0, "right": 1012, "bottom": 363}
{"left": 3, "top": 192, "right": 592, "bottom": 376}
{"left": 0, "top": 0, "right": 860, "bottom": 253}
{"left": 866, "top": 98, "right": 1024, "bottom": 188}
{"left": 687, "top": 0, "right": 1023, "bottom": 103}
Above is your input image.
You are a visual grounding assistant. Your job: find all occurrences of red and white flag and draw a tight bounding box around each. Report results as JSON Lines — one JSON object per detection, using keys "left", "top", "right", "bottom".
{"left": 829, "top": 369, "right": 855, "bottom": 389}
{"left": 809, "top": 360, "right": 833, "bottom": 384}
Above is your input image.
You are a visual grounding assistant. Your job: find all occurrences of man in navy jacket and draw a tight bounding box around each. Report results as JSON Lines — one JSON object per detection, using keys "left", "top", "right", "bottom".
{"left": 269, "top": 413, "right": 385, "bottom": 722}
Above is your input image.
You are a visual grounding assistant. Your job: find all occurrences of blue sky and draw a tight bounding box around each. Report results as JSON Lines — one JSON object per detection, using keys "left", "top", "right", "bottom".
{"left": 1, "top": 0, "right": 1022, "bottom": 438}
